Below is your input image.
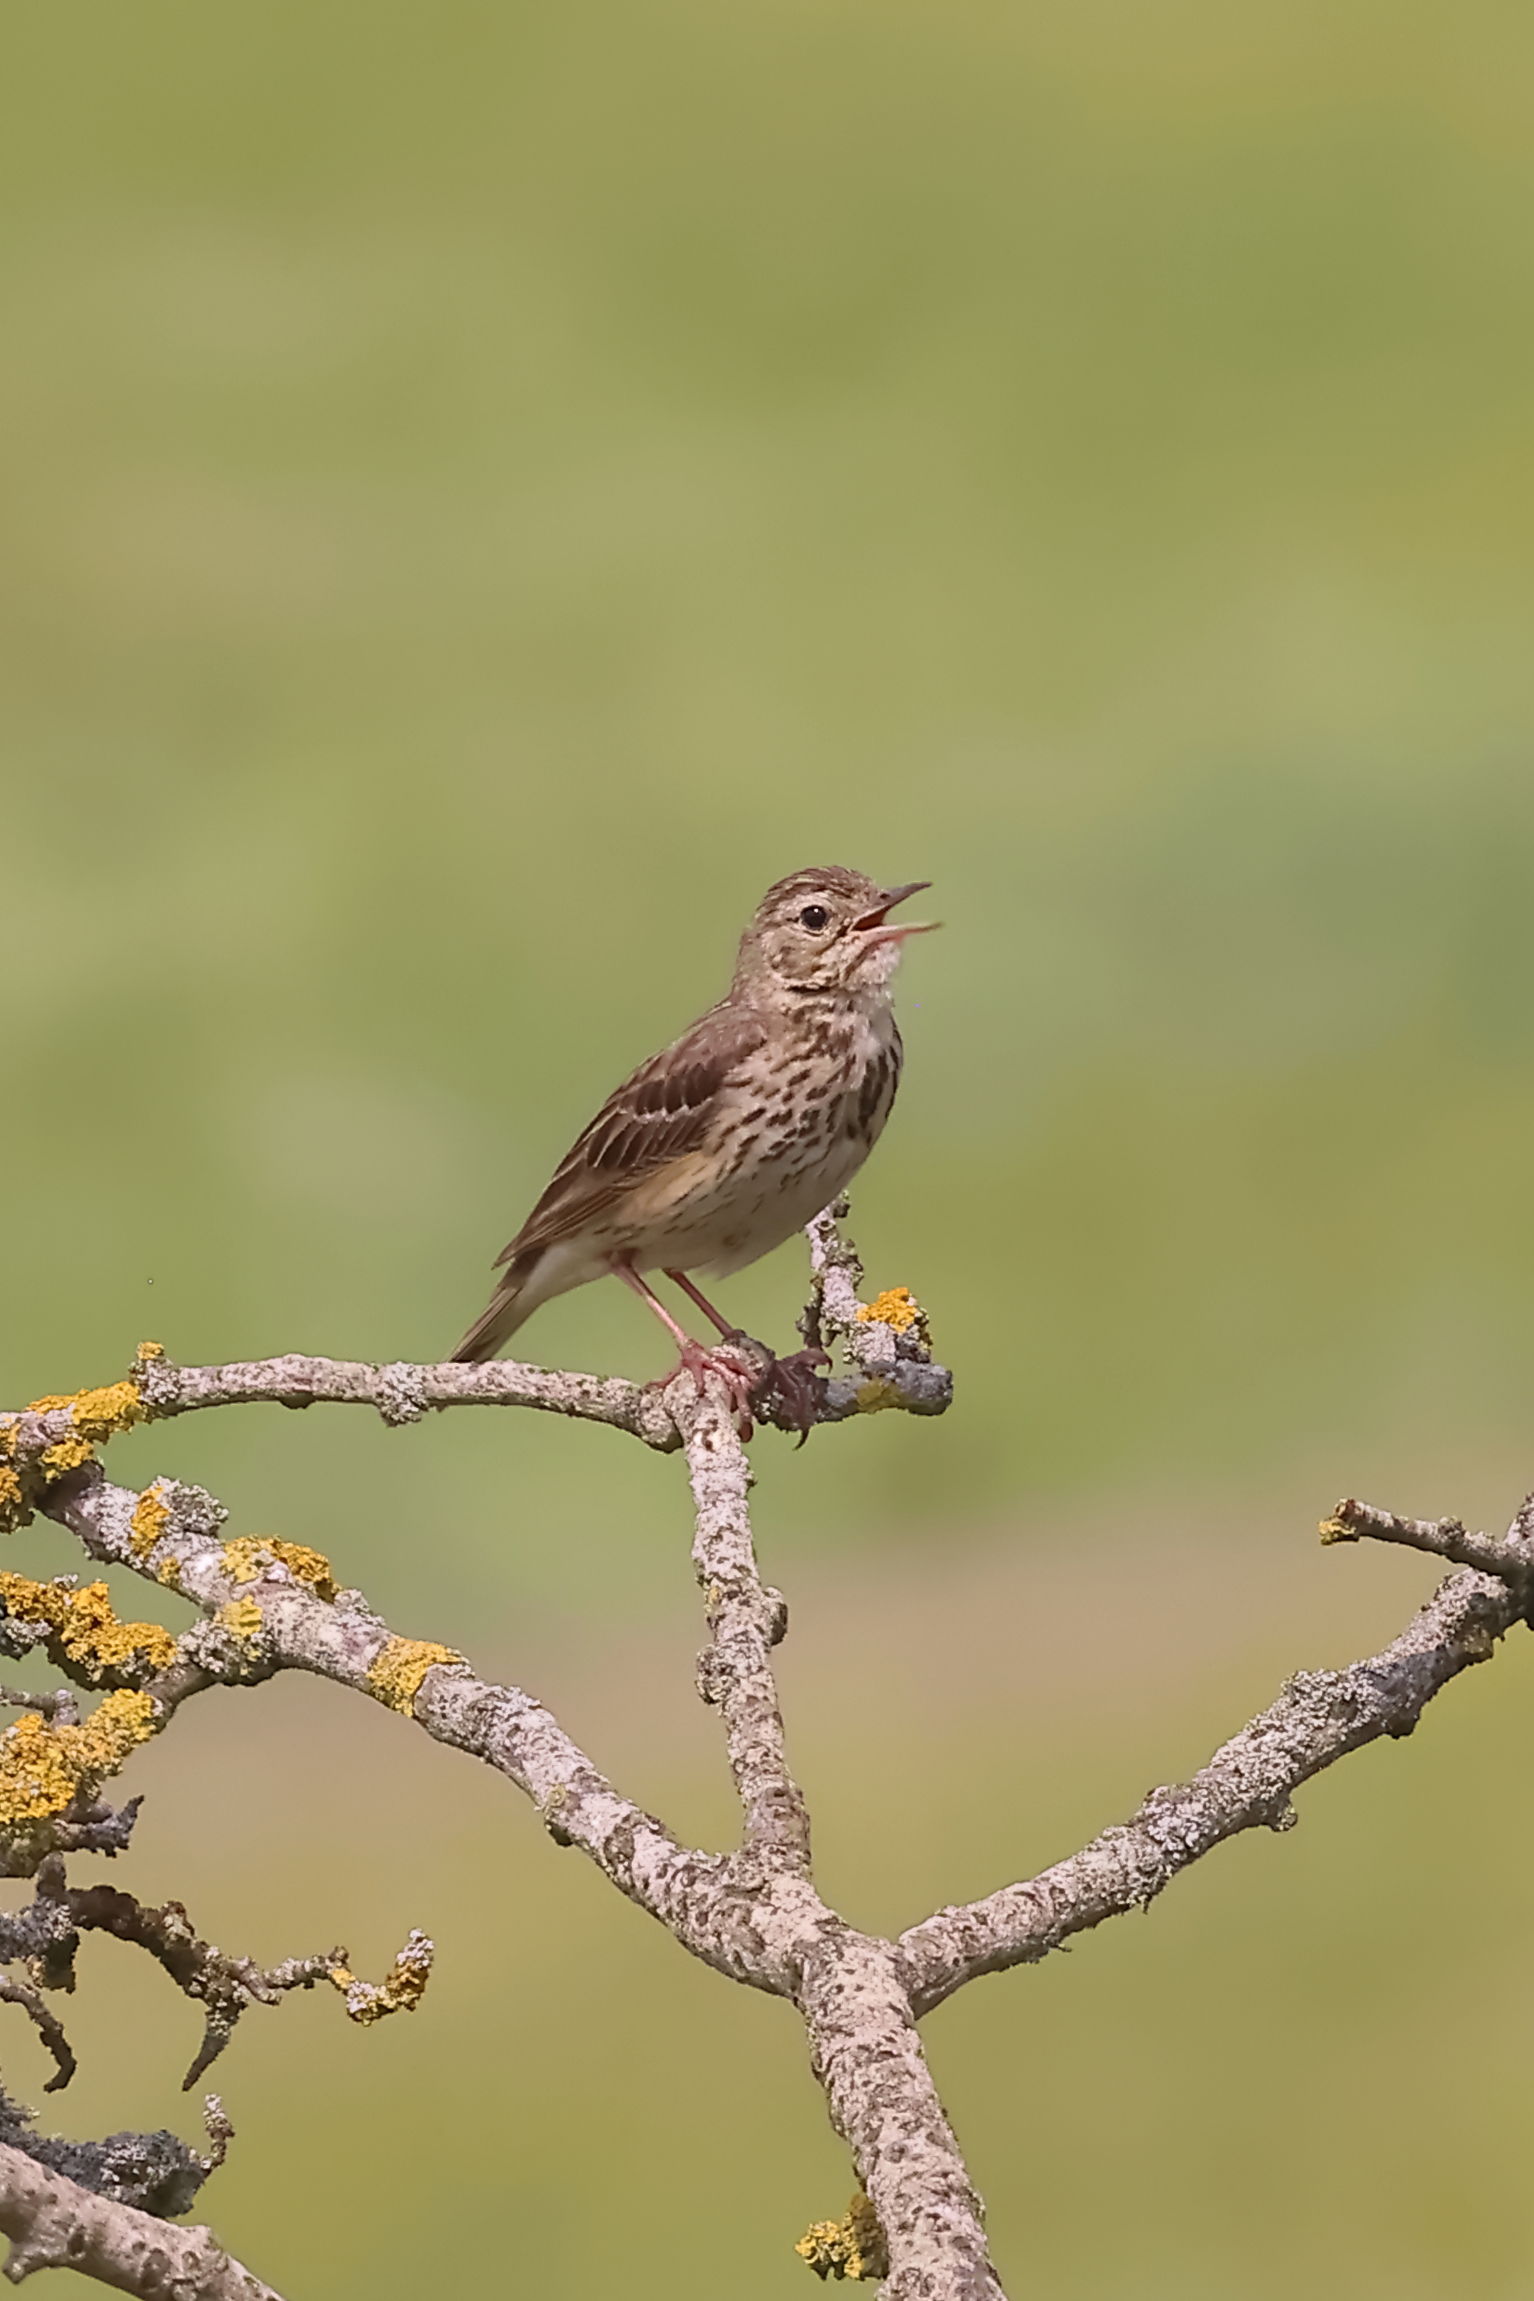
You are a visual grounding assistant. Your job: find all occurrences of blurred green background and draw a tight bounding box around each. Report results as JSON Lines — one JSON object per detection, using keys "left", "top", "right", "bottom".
{"left": 4, "top": 1, "right": 1534, "bottom": 2293}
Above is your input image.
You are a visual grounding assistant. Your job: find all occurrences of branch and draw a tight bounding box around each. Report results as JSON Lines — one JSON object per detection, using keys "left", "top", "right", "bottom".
{"left": 1318, "top": 1492, "right": 1534, "bottom": 1578}
{"left": 0, "top": 1209, "right": 953, "bottom": 1509}
{"left": 803, "top": 1201, "right": 953, "bottom": 1423}
{"left": 32, "top": 1211, "right": 1534, "bottom": 2299}
{"left": 41, "top": 1468, "right": 764, "bottom": 1989}
{"left": 0, "top": 2140, "right": 280, "bottom": 2297}
{"left": 17, "top": 1206, "right": 991, "bottom": 2295}
{"left": 681, "top": 1391, "right": 811, "bottom": 1867}
{"left": 899, "top": 1509, "right": 1532, "bottom": 2014}
{"left": 129, "top": 1349, "right": 681, "bottom": 1450}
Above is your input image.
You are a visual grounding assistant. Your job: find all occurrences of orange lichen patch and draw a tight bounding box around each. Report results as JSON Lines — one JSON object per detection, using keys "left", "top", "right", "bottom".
{"left": 367, "top": 1638, "right": 463, "bottom": 1716}
{"left": 129, "top": 1480, "right": 174, "bottom": 1562}
{"left": 26, "top": 1382, "right": 145, "bottom": 1444}
{"left": 135, "top": 1341, "right": 164, "bottom": 1361}
{"left": 0, "top": 1573, "right": 176, "bottom": 1683}
{"left": 220, "top": 1537, "right": 337, "bottom": 1602}
{"left": 0, "top": 1467, "right": 27, "bottom": 1533}
{"left": 854, "top": 1287, "right": 926, "bottom": 1336}
{"left": 328, "top": 1929, "right": 434, "bottom": 2025}
{"left": 0, "top": 1691, "right": 157, "bottom": 1825}
{"left": 794, "top": 2195, "right": 887, "bottom": 2283}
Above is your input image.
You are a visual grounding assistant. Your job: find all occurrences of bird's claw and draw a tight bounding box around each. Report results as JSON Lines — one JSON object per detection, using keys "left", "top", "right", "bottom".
{"left": 648, "top": 1339, "right": 766, "bottom": 1440}
{"left": 647, "top": 1335, "right": 830, "bottom": 1443}
{"left": 754, "top": 1344, "right": 832, "bottom": 1445}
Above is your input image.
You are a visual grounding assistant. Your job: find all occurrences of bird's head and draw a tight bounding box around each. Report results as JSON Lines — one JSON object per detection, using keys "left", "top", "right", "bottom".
{"left": 734, "top": 866, "right": 938, "bottom": 1005}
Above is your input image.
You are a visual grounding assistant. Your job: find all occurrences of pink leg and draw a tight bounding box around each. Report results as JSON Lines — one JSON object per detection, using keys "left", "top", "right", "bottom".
{"left": 664, "top": 1268, "right": 738, "bottom": 1341}
{"left": 610, "top": 1260, "right": 760, "bottom": 1433}
{"left": 612, "top": 1260, "right": 700, "bottom": 1353}
{"left": 665, "top": 1268, "right": 829, "bottom": 1446}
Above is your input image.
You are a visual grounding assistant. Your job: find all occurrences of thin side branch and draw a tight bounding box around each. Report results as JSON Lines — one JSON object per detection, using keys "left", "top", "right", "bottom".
{"left": 130, "top": 1350, "right": 680, "bottom": 1449}
{"left": 900, "top": 1540, "right": 1528, "bottom": 2013}
{"left": 804, "top": 1201, "right": 953, "bottom": 1421}
{"left": 1319, "top": 1493, "right": 1534, "bottom": 1579}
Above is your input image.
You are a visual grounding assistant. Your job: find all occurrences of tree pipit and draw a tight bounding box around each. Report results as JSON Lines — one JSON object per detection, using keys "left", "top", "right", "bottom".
{"left": 452, "top": 865, "right": 938, "bottom": 1432}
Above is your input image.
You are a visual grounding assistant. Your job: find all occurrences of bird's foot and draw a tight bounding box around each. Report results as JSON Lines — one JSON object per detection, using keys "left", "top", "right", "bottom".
{"left": 647, "top": 1335, "right": 831, "bottom": 1443}
{"left": 754, "top": 1343, "right": 832, "bottom": 1445}
{"left": 647, "top": 1337, "right": 768, "bottom": 1440}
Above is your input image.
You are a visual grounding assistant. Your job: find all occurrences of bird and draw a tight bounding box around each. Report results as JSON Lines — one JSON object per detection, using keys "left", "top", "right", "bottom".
{"left": 450, "top": 865, "right": 937, "bottom": 1425}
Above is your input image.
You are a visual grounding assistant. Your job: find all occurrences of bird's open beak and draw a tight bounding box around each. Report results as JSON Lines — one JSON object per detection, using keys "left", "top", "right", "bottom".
{"left": 852, "top": 881, "right": 940, "bottom": 945}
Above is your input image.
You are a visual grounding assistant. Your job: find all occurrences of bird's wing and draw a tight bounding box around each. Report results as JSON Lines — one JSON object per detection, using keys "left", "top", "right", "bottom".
{"left": 494, "top": 1003, "right": 769, "bottom": 1265}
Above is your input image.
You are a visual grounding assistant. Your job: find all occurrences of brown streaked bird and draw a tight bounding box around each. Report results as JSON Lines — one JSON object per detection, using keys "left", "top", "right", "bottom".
{"left": 451, "top": 865, "right": 937, "bottom": 1421}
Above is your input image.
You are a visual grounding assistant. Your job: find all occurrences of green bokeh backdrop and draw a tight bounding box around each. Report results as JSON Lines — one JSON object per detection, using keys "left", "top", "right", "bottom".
{"left": 5, "top": 3, "right": 1534, "bottom": 2293}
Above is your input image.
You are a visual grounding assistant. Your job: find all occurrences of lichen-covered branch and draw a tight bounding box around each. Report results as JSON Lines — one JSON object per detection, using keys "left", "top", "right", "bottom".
{"left": 11, "top": 1206, "right": 1533, "bottom": 2301}
{"left": 796, "top": 1926, "right": 1002, "bottom": 2300}
{"left": 0, "top": 2138, "right": 281, "bottom": 2298}
{"left": 898, "top": 1500, "right": 1534, "bottom": 2015}
{"left": 681, "top": 1391, "right": 811, "bottom": 1868}
{"left": 39, "top": 1468, "right": 764, "bottom": 1990}
{"left": 803, "top": 1201, "right": 953, "bottom": 1423}
{"left": 129, "top": 1348, "right": 682, "bottom": 1450}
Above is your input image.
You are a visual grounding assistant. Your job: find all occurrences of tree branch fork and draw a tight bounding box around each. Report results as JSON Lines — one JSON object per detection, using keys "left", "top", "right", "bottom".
{"left": 0, "top": 1208, "right": 1528, "bottom": 2298}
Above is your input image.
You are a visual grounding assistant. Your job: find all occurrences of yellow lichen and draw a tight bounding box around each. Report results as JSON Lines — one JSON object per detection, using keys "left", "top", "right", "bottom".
{"left": 0, "top": 1691, "right": 157, "bottom": 1825}
{"left": 37, "top": 1434, "right": 95, "bottom": 1477}
{"left": 367, "top": 1638, "right": 463, "bottom": 1716}
{"left": 26, "top": 1382, "right": 145, "bottom": 1444}
{"left": 328, "top": 1931, "right": 434, "bottom": 2025}
{"left": 794, "top": 2196, "right": 887, "bottom": 2282}
{"left": 0, "top": 1714, "right": 76, "bottom": 1821}
{"left": 216, "top": 1597, "right": 264, "bottom": 1642}
{"left": 220, "top": 1536, "right": 337, "bottom": 1602}
{"left": 0, "top": 1466, "right": 26, "bottom": 1532}
{"left": 854, "top": 1287, "right": 926, "bottom": 1336}
{"left": 853, "top": 1378, "right": 905, "bottom": 1416}
{"left": 135, "top": 1340, "right": 165, "bottom": 1361}
{"left": 129, "top": 1480, "right": 173, "bottom": 1562}
{"left": 22, "top": 1380, "right": 146, "bottom": 1481}
{"left": 1317, "top": 1513, "right": 1355, "bottom": 1547}
{"left": 0, "top": 1573, "right": 176, "bottom": 1683}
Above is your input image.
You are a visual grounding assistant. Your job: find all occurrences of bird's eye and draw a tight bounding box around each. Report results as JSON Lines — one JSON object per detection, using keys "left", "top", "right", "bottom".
{"left": 799, "top": 904, "right": 830, "bottom": 931}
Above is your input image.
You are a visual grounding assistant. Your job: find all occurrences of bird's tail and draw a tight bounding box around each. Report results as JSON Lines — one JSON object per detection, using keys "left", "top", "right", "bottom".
{"left": 450, "top": 1251, "right": 541, "bottom": 1363}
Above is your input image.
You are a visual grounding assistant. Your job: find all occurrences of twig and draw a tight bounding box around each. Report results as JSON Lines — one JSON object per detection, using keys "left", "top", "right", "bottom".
{"left": 1318, "top": 1494, "right": 1533, "bottom": 1580}
{"left": 804, "top": 1200, "right": 953, "bottom": 1421}
{"left": 0, "top": 1984, "right": 74, "bottom": 2096}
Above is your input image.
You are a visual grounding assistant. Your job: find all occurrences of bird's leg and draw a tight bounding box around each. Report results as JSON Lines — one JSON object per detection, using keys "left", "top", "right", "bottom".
{"left": 664, "top": 1270, "right": 829, "bottom": 1444}
{"left": 662, "top": 1269, "right": 741, "bottom": 1341}
{"left": 611, "top": 1261, "right": 761, "bottom": 1436}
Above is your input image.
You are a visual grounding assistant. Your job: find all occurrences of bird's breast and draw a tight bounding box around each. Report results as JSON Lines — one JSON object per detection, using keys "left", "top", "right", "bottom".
{"left": 615, "top": 1005, "right": 903, "bottom": 1275}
